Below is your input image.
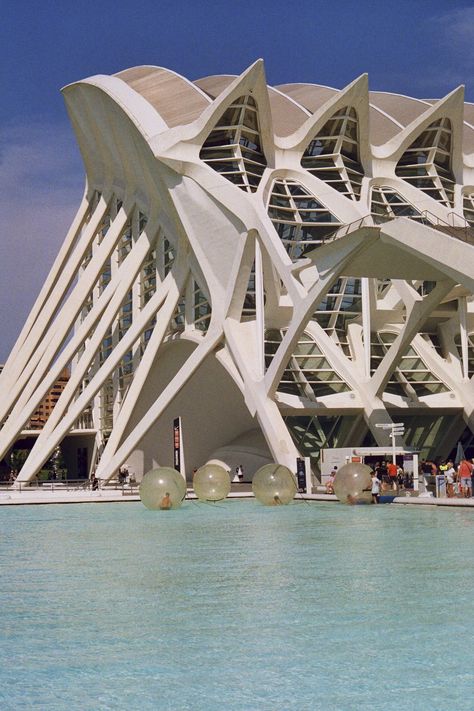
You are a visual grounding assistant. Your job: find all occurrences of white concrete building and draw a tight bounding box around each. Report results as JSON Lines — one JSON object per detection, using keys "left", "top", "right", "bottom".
{"left": 2, "top": 60, "right": 474, "bottom": 484}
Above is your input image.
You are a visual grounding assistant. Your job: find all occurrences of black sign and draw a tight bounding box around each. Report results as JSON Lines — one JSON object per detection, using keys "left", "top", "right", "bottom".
{"left": 173, "top": 418, "right": 181, "bottom": 472}
{"left": 296, "top": 457, "right": 306, "bottom": 493}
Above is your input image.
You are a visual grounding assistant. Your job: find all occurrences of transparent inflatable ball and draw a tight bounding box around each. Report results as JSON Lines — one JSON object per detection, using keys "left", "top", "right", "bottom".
{"left": 333, "top": 462, "right": 372, "bottom": 505}
{"left": 193, "top": 463, "right": 231, "bottom": 501}
{"left": 252, "top": 463, "right": 296, "bottom": 505}
{"left": 139, "top": 467, "right": 186, "bottom": 510}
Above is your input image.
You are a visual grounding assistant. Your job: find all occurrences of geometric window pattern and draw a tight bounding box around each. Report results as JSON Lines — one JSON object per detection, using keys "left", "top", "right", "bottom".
{"left": 141, "top": 249, "right": 157, "bottom": 307}
{"left": 169, "top": 278, "right": 212, "bottom": 336}
{"left": 395, "top": 118, "right": 455, "bottom": 208}
{"left": 242, "top": 263, "right": 256, "bottom": 321}
{"left": 100, "top": 375, "right": 114, "bottom": 434}
{"left": 285, "top": 414, "right": 356, "bottom": 467}
{"left": 370, "top": 331, "right": 449, "bottom": 398}
{"left": 313, "top": 277, "right": 362, "bottom": 359}
{"left": 455, "top": 331, "right": 474, "bottom": 378}
{"left": 370, "top": 185, "right": 425, "bottom": 223}
{"left": 419, "top": 330, "right": 443, "bottom": 358}
{"left": 199, "top": 95, "right": 267, "bottom": 193}
{"left": 170, "top": 295, "right": 186, "bottom": 334}
{"left": 301, "top": 106, "right": 364, "bottom": 201}
{"left": 91, "top": 212, "right": 182, "bottom": 433}
{"left": 463, "top": 192, "right": 474, "bottom": 227}
{"left": 414, "top": 281, "right": 437, "bottom": 297}
{"left": 163, "top": 238, "right": 175, "bottom": 277}
{"left": 118, "top": 220, "right": 133, "bottom": 264}
{"left": 377, "top": 278, "right": 393, "bottom": 299}
{"left": 193, "top": 280, "right": 212, "bottom": 333}
{"left": 267, "top": 179, "right": 340, "bottom": 260}
{"left": 394, "top": 414, "right": 456, "bottom": 461}
{"left": 265, "top": 329, "right": 350, "bottom": 398}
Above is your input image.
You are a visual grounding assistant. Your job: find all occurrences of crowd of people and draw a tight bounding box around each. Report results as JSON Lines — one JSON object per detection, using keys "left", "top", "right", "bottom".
{"left": 420, "top": 457, "right": 474, "bottom": 498}
{"left": 325, "top": 460, "right": 414, "bottom": 498}
{"left": 325, "top": 456, "right": 474, "bottom": 500}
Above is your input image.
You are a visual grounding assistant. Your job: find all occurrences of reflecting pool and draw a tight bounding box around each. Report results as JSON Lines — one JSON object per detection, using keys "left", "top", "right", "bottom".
{"left": 1, "top": 500, "right": 474, "bottom": 710}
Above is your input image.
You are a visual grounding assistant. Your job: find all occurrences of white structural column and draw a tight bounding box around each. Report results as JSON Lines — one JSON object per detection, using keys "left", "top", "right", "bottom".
{"left": 265, "top": 231, "right": 378, "bottom": 397}
{"left": 16, "top": 259, "right": 181, "bottom": 483}
{"left": 368, "top": 279, "right": 455, "bottom": 398}
{"left": 0, "top": 228, "right": 155, "bottom": 462}
{"left": 254, "top": 236, "right": 266, "bottom": 378}
{"left": 459, "top": 296, "right": 469, "bottom": 380}
{"left": 0, "top": 199, "right": 126, "bottom": 422}
{"left": 361, "top": 277, "right": 371, "bottom": 378}
{"left": 95, "top": 261, "right": 189, "bottom": 480}
{"left": 96, "top": 329, "right": 223, "bottom": 481}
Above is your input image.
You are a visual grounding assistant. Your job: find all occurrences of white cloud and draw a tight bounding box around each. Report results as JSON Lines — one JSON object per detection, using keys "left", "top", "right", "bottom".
{"left": 429, "top": 6, "right": 474, "bottom": 87}
{"left": 0, "top": 121, "right": 84, "bottom": 362}
{"left": 385, "top": 7, "right": 474, "bottom": 100}
{"left": 435, "top": 6, "right": 474, "bottom": 52}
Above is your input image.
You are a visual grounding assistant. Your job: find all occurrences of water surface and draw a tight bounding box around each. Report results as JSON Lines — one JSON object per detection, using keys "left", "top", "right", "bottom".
{"left": 1, "top": 499, "right": 473, "bottom": 710}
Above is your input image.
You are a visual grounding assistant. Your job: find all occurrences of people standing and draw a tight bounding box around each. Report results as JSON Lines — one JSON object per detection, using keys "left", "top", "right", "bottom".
{"left": 445, "top": 461, "right": 456, "bottom": 498}
{"left": 371, "top": 471, "right": 381, "bottom": 504}
{"left": 397, "top": 464, "right": 404, "bottom": 489}
{"left": 387, "top": 461, "right": 398, "bottom": 491}
{"left": 458, "top": 458, "right": 473, "bottom": 498}
{"left": 375, "top": 461, "right": 388, "bottom": 489}
{"left": 326, "top": 468, "right": 336, "bottom": 494}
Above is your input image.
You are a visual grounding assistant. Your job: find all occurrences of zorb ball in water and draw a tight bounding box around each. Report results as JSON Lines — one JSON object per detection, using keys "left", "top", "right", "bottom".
{"left": 333, "top": 463, "right": 372, "bottom": 505}
{"left": 139, "top": 467, "right": 186, "bottom": 510}
{"left": 252, "top": 464, "right": 296, "bottom": 505}
{"left": 193, "top": 463, "right": 231, "bottom": 501}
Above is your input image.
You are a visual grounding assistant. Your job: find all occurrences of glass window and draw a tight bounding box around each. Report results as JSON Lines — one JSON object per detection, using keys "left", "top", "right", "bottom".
{"left": 200, "top": 95, "right": 267, "bottom": 193}
{"left": 395, "top": 119, "right": 455, "bottom": 207}
{"left": 301, "top": 106, "right": 364, "bottom": 201}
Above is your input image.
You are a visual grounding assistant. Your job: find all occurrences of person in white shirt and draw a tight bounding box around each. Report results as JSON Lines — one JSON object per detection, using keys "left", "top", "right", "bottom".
{"left": 371, "top": 472, "right": 381, "bottom": 504}
{"left": 445, "top": 461, "right": 455, "bottom": 498}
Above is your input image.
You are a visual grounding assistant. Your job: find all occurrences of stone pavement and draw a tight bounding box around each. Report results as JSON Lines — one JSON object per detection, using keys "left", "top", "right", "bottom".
{"left": 1, "top": 482, "right": 474, "bottom": 507}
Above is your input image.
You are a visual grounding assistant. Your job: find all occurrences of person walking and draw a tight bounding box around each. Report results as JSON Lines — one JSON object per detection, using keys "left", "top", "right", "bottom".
{"left": 387, "top": 461, "right": 398, "bottom": 491}
{"left": 371, "top": 471, "right": 381, "bottom": 504}
{"left": 457, "top": 458, "right": 473, "bottom": 498}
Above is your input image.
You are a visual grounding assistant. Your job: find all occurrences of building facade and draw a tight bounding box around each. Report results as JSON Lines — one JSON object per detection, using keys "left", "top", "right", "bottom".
{"left": 1, "top": 60, "right": 474, "bottom": 484}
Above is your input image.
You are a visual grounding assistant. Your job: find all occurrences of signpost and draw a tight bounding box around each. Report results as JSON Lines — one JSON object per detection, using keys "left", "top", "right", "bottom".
{"left": 375, "top": 422, "right": 405, "bottom": 464}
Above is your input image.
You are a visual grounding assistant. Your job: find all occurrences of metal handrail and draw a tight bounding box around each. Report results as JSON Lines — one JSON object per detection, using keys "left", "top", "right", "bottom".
{"left": 420, "top": 210, "right": 474, "bottom": 243}
{"left": 0, "top": 478, "right": 97, "bottom": 493}
{"left": 299, "top": 210, "right": 474, "bottom": 253}
{"left": 320, "top": 214, "right": 382, "bottom": 245}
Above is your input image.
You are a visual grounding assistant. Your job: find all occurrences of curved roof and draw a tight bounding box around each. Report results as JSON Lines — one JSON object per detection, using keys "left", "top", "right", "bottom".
{"left": 110, "top": 66, "right": 473, "bottom": 151}
{"left": 275, "top": 83, "right": 338, "bottom": 114}
{"left": 115, "top": 66, "right": 211, "bottom": 127}
{"left": 367, "top": 106, "right": 402, "bottom": 145}
{"left": 194, "top": 75, "right": 310, "bottom": 137}
{"left": 368, "top": 91, "right": 431, "bottom": 126}
{"left": 194, "top": 74, "right": 235, "bottom": 99}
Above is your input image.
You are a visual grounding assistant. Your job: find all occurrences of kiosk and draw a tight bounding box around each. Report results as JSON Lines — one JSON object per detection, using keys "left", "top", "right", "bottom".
{"left": 320, "top": 447, "right": 423, "bottom": 492}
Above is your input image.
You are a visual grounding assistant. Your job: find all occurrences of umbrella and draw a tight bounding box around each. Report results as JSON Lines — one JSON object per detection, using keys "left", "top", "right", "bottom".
{"left": 455, "top": 441, "right": 465, "bottom": 467}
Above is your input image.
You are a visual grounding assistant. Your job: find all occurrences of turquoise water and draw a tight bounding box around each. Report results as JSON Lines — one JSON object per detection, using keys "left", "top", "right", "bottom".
{"left": 1, "top": 499, "right": 474, "bottom": 710}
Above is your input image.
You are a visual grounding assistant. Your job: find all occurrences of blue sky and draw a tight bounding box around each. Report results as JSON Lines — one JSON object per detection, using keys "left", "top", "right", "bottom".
{"left": 1, "top": 0, "right": 473, "bottom": 360}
